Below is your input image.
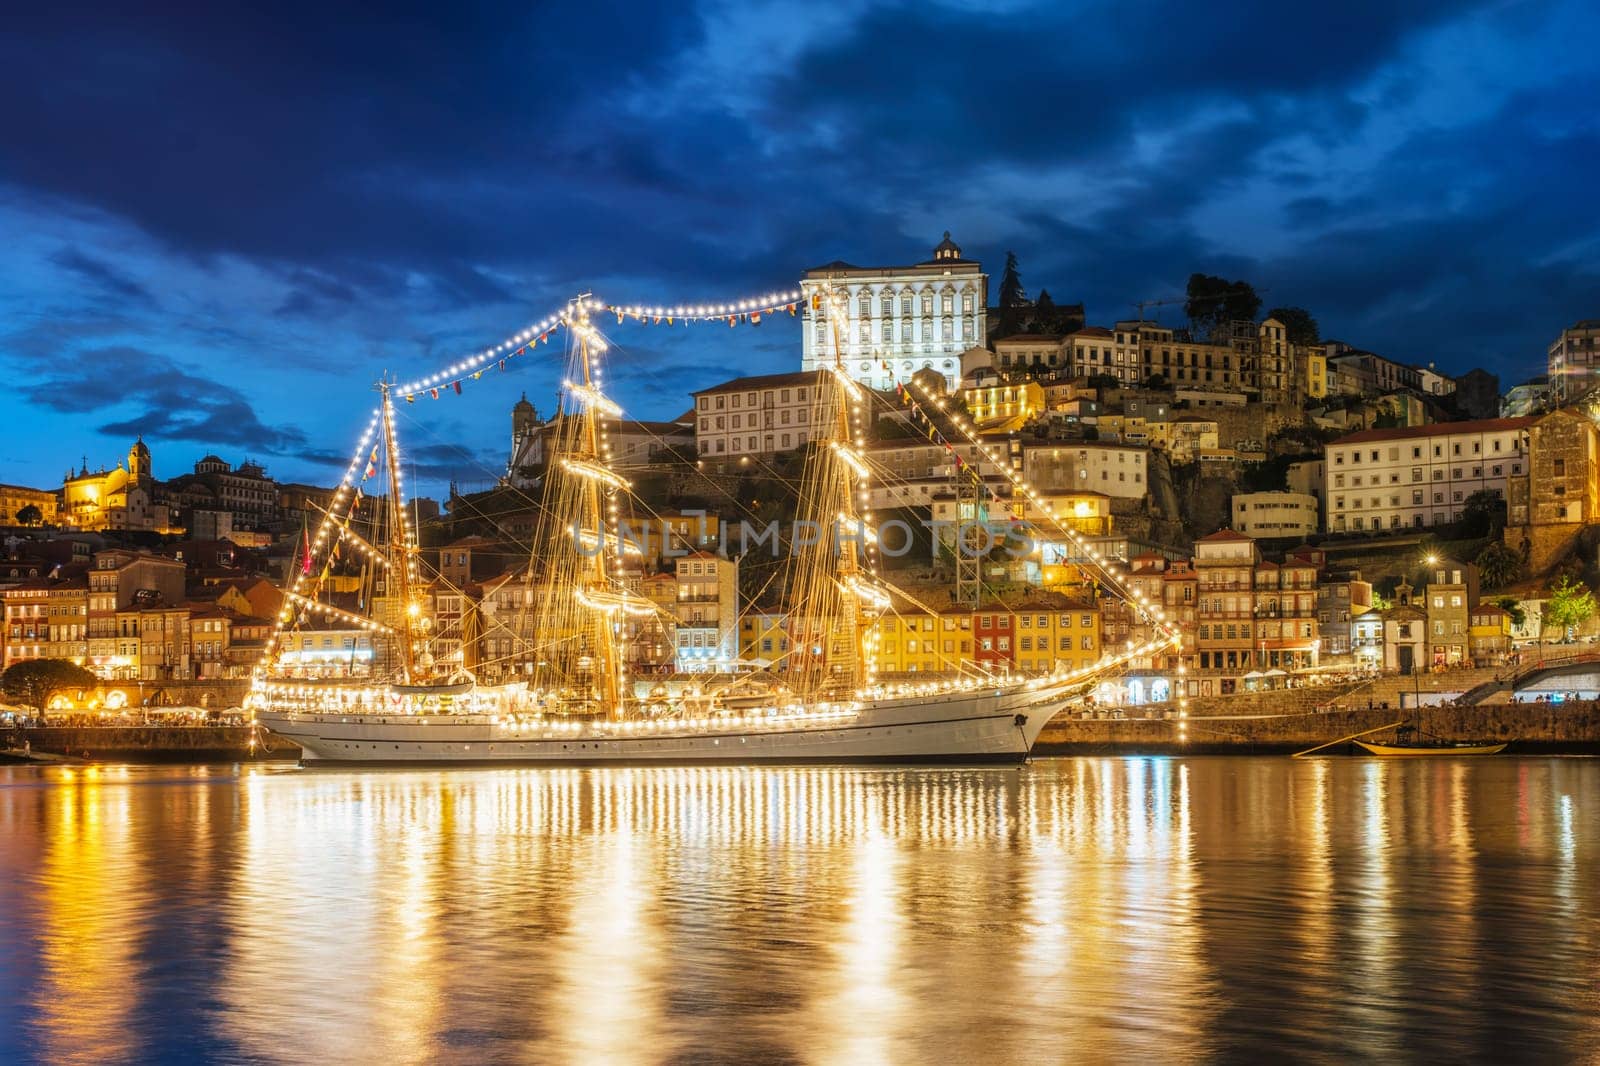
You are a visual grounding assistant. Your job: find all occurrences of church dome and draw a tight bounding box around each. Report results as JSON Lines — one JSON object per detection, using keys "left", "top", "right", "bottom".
{"left": 932, "top": 231, "right": 963, "bottom": 261}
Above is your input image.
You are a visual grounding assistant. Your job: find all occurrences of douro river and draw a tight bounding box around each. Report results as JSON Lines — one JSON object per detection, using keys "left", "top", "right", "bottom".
{"left": 1, "top": 757, "right": 1595, "bottom": 1062}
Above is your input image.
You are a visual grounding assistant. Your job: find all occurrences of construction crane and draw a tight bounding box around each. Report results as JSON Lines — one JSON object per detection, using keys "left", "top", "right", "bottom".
{"left": 1131, "top": 295, "right": 1185, "bottom": 322}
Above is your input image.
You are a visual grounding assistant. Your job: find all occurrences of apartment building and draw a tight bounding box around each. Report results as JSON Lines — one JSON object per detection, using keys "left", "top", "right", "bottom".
{"left": 692, "top": 370, "right": 826, "bottom": 458}
{"left": 1547, "top": 319, "right": 1600, "bottom": 401}
{"left": 1231, "top": 491, "right": 1319, "bottom": 539}
{"left": 1324, "top": 417, "right": 1535, "bottom": 533}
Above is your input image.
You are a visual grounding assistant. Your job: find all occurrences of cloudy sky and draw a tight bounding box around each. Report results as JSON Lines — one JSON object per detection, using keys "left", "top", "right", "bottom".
{"left": 3, "top": 0, "right": 1596, "bottom": 499}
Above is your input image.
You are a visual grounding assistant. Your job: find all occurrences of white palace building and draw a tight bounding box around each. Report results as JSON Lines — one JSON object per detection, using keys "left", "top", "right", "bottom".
{"left": 800, "top": 232, "right": 988, "bottom": 392}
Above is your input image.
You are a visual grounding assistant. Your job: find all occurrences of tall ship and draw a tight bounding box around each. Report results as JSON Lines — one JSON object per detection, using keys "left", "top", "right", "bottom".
{"left": 252, "top": 292, "right": 1182, "bottom": 764}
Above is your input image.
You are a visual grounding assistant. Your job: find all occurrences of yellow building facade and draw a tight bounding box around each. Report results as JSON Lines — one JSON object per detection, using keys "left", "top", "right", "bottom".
{"left": 0, "top": 484, "right": 59, "bottom": 526}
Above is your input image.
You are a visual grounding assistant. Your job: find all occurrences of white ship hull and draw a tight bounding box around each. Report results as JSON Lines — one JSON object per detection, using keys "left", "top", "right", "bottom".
{"left": 257, "top": 681, "right": 1074, "bottom": 766}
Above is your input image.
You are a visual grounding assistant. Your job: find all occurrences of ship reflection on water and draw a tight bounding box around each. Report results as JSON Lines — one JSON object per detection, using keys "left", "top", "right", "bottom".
{"left": 0, "top": 759, "right": 1596, "bottom": 1062}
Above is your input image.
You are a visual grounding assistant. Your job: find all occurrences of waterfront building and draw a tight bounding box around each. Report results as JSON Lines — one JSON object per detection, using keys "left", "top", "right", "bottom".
{"left": 187, "top": 602, "right": 231, "bottom": 679}
{"left": 800, "top": 233, "right": 986, "bottom": 392}
{"left": 875, "top": 610, "right": 944, "bottom": 674}
{"left": 114, "top": 602, "right": 192, "bottom": 680}
{"left": 474, "top": 572, "right": 539, "bottom": 682}
{"left": 1504, "top": 408, "right": 1600, "bottom": 573}
{"left": 737, "top": 611, "right": 789, "bottom": 669}
{"left": 1231, "top": 491, "right": 1319, "bottom": 539}
{"left": 1314, "top": 568, "right": 1373, "bottom": 658}
{"left": 1352, "top": 607, "right": 1384, "bottom": 669}
{"left": 1469, "top": 603, "right": 1513, "bottom": 666}
{"left": 1323, "top": 417, "right": 1535, "bottom": 534}
{"left": 272, "top": 621, "right": 375, "bottom": 677}
{"left": 1253, "top": 555, "right": 1319, "bottom": 671}
{"left": 1547, "top": 319, "right": 1600, "bottom": 401}
{"left": 972, "top": 602, "right": 1015, "bottom": 672}
{"left": 2, "top": 569, "right": 89, "bottom": 670}
{"left": 692, "top": 370, "right": 825, "bottom": 459}
{"left": 1378, "top": 580, "right": 1429, "bottom": 674}
{"left": 1010, "top": 592, "right": 1100, "bottom": 675}
{"left": 86, "top": 549, "right": 186, "bottom": 678}
{"left": 1423, "top": 559, "right": 1478, "bottom": 668}
{"left": 1193, "top": 531, "right": 1258, "bottom": 676}
{"left": 0, "top": 483, "right": 59, "bottom": 526}
{"left": 673, "top": 551, "right": 738, "bottom": 672}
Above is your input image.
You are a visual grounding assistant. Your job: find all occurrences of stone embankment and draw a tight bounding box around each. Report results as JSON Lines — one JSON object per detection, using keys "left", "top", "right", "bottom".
{"left": 7, "top": 726, "right": 300, "bottom": 763}
{"left": 1037, "top": 702, "right": 1600, "bottom": 755}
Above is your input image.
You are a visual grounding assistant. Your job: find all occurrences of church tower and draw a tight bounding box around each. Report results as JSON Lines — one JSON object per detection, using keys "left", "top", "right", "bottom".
{"left": 128, "top": 436, "right": 153, "bottom": 488}
{"left": 512, "top": 393, "right": 538, "bottom": 455}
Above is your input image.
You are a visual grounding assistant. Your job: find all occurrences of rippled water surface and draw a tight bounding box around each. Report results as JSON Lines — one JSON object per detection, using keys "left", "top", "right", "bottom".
{"left": 1, "top": 757, "right": 1596, "bottom": 1063}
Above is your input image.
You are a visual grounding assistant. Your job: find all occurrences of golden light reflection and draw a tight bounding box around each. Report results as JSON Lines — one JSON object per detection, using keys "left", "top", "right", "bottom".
{"left": 32, "top": 768, "right": 139, "bottom": 1064}
{"left": 2, "top": 760, "right": 1596, "bottom": 1062}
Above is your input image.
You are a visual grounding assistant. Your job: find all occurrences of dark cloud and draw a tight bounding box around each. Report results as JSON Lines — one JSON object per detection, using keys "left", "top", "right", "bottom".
{"left": 1, "top": 0, "right": 1597, "bottom": 497}
{"left": 23, "top": 345, "right": 311, "bottom": 454}
{"left": 51, "top": 247, "right": 155, "bottom": 306}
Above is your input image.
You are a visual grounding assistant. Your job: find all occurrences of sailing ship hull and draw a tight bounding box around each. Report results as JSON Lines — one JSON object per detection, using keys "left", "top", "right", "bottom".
{"left": 1353, "top": 740, "right": 1508, "bottom": 756}
{"left": 257, "top": 683, "right": 1071, "bottom": 766}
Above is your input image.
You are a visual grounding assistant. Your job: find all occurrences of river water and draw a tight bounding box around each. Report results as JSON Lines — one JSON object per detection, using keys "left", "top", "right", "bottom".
{"left": 0, "top": 757, "right": 1595, "bottom": 1064}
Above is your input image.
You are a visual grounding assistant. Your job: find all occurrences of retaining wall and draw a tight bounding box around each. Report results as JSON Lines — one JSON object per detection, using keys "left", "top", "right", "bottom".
{"left": 1037, "top": 702, "right": 1600, "bottom": 755}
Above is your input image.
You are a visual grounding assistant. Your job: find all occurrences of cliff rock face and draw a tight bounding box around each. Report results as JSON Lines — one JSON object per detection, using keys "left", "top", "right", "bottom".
{"left": 1180, "top": 473, "right": 1239, "bottom": 540}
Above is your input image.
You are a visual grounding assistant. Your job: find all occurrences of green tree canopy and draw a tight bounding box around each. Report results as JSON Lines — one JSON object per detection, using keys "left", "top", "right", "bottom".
{"left": 1495, "top": 597, "right": 1527, "bottom": 630}
{"left": 1266, "top": 306, "right": 1320, "bottom": 346}
{"left": 1459, "top": 489, "right": 1506, "bottom": 538}
{"left": 1475, "top": 540, "right": 1521, "bottom": 589}
{"left": 1, "top": 659, "right": 99, "bottom": 710}
{"left": 14, "top": 504, "right": 43, "bottom": 526}
{"left": 998, "top": 252, "right": 1027, "bottom": 308}
{"left": 1185, "top": 274, "right": 1261, "bottom": 336}
{"left": 1543, "top": 574, "right": 1596, "bottom": 640}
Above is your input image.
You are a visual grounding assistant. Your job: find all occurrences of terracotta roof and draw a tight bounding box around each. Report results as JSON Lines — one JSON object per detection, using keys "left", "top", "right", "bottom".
{"left": 1067, "top": 327, "right": 1115, "bottom": 338}
{"left": 994, "top": 333, "right": 1065, "bottom": 344}
{"left": 1198, "top": 530, "right": 1252, "bottom": 542}
{"left": 1330, "top": 416, "right": 1536, "bottom": 446}
{"left": 692, "top": 370, "right": 824, "bottom": 396}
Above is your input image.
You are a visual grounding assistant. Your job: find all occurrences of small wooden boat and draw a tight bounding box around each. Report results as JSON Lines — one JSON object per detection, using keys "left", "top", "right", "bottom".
{"left": 1353, "top": 724, "right": 1506, "bottom": 757}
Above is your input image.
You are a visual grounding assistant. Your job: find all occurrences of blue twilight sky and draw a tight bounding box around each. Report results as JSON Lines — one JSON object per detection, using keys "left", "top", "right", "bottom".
{"left": 2, "top": 1, "right": 1598, "bottom": 500}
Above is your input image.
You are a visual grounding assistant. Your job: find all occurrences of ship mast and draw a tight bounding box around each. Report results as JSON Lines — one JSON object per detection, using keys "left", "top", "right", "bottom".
{"left": 787, "top": 286, "right": 877, "bottom": 696}
{"left": 378, "top": 380, "right": 423, "bottom": 684}
{"left": 571, "top": 302, "right": 627, "bottom": 716}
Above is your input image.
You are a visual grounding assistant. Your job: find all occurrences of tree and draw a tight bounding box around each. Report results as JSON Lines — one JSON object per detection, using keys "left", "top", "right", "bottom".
{"left": 14, "top": 504, "right": 42, "bottom": 526}
{"left": 1035, "top": 289, "right": 1055, "bottom": 315}
{"left": 1458, "top": 489, "right": 1505, "bottom": 538}
{"left": 1185, "top": 273, "right": 1261, "bottom": 337}
{"left": 1143, "top": 373, "right": 1169, "bottom": 390}
{"left": 1475, "top": 540, "right": 1521, "bottom": 589}
{"left": 1496, "top": 597, "right": 1527, "bottom": 630}
{"left": 998, "top": 252, "right": 1027, "bottom": 308}
{"left": 1, "top": 659, "right": 99, "bottom": 710}
{"left": 1543, "top": 574, "right": 1596, "bottom": 642}
{"left": 1087, "top": 373, "right": 1120, "bottom": 391}
{"left": 1369, "top": 592, "right": 1394, "bottom": 612}
{"left": 1266, "top": 306, "right": 1320, "bottom": 347}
